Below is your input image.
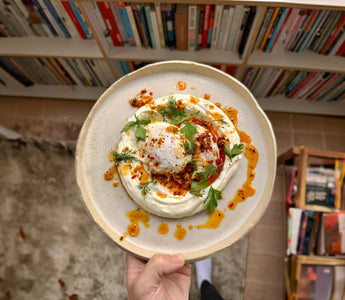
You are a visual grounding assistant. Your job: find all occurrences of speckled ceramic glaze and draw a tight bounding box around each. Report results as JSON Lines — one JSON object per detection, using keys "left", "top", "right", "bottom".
{"left": 75, "top": 61, "right": 277, "bottom": 262}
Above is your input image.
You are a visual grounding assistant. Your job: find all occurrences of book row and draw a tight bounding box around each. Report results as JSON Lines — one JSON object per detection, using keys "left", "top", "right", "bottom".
{"left": 0, "top": 56, "right": 114, "bottom": 87}
{"left": 255, "top": 7, "right": 345, "bottom": 57}
{"left": 296, "top": 263, "right": 345, "bottom": 300}
{"left": 287, "top": 208, "right": 345, "bottom": 257}
{"left": 0, "top": 0, "right": 93, "bottom": 39}
{"left": 286, "top": 163, "right": 345, "bottom": 210}
{"left": 241, "top": 67, "right": 345, "bottom": 102}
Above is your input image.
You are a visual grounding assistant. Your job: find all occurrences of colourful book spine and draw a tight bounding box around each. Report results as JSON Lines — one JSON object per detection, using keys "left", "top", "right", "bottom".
{"left": 320, "top": 12, "right": 345, "bottom": 55}
{"left": 61, "top": 1, "right": 86, "bottom": 39}
{"left": 144, "top": 4, "right": 156, "bottom": 49}
{"left": 259, "top": 7, "right": 280, "bottom": 51}
{"left": 43, "top": 0, "right": 70, "bottom": 38}
{"left": 97, "top": 1, "right": 122, "bottom": 46}
{"left": 137, "top": 4, "right": 152, "bottom": 48}
{"left": 206, "top": 5, "right": 214, "bottom": 48}
{"left": 132, "top": 4, "right": 148, "bottom": 48}
{"left": 201, "top": 4, "right": 211, "bottom": 49}
{"left": 264, "top": 7, "right": 289, "bottom": 52}
{"left": 165, "top": 4, "right": 176, "bottom": 49}
{"left": 68, "top": 1, "right": 92, "bottom": 40}
{"left": 154, "top": 3, "right": 165, "bottom": 48}
{"left": 125, "top": 3, "right": 141, "bottom": 47}
{"left": 286, "top": 72, "right": 318, "bottom": 98}
{"left": 31, "top": 0, "right": 58, "bottom": 36}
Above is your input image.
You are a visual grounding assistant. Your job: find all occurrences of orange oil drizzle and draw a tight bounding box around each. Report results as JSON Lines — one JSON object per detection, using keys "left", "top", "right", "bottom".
{"left": 177, "top": 81, "right": 187, "bottom": 90}
{"left": 123, "top": 208, "right": 150, "bottom": 238}
{"left": 197, "top": 209, "right": 224, "bottom": 229}
{"left": 174, "top": 223, "right": 187, "bottom": 241}
{"left": 158, "top": 222, "right": 169, "bottom": 235}
{"left": 228, "top": 144, "right": 258, "bottom": 210}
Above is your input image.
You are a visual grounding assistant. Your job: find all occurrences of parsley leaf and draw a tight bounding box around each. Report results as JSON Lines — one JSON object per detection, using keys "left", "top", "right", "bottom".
{"left": 197, "top": 164, "right": 217, "bottom": 179}
{"left": 135, "top": 125, "right": 147, "bottom": 141}
{"left": 121, "top": 115, "right": 151, "bottom": 141}
{"left": 138, "top": 180, "right": 156, "bottom": 197}
{"left": 204, "top": 186, "right": 222, "bottom": 214}
{"left": 224, "top": 143, "right": 244, "bottom": 161}
{"left": 111, "top": 149, "right": 139, "bottom": 165}
{"left": 190, "top": 178, "right": 209, "bottom": 196}
{"left": 218, "top": 118, "right": 229, "bottom": 124}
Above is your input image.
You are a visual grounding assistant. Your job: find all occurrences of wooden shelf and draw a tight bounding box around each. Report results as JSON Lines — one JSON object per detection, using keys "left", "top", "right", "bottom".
{"left": 0, "top": 37, "right": 103, "bottom": 59}
{"left": 257, "top": 95, "right": 345, "bottom": 116}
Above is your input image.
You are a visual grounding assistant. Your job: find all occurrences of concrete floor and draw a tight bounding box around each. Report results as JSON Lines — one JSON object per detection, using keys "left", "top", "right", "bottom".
{"left": 1, "top": 96, "right": 345, "bottom": 299}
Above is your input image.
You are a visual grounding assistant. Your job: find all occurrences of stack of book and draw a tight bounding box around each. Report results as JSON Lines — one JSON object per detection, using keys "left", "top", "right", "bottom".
{"left": 0, "top": 56, "right": 114, "bottom": 87}
{"left": 254, "top": 7, "right": 345, "bottom": 56}
{"left": 287, "top": 208, "right": 345, "bottom": 256}
{"left": 0, "top": 0, "right": 93, "bottom": 39}
{"left": 241, "top": 68, "right": 345, "bottom": 102}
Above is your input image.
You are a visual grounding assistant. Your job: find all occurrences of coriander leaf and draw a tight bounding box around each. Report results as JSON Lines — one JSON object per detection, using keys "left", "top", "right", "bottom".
{"left": 111, "top": 149, "right": 139, "bottom": 165}
{"left": 204, "top": 186, "right": 222, "bottom": 214}
{"left": 190, "top": 178, "right": 209, "bottom": 195}
{"left": 121, "top": 121, "right": 137, "bottom": 133}
{"left": 135, "top": 125, "right": 147, "bottom": 141}
{"left": 184, "top": 140, "right": 195, "bottom": 154}
{"left": 197, "top": 164, "right": 217, "bottom": 179}
{"left": 180, "top": 121, "right": 198, "bottom": 139}
{"left": 224, "top": 143, "right": 244, "bottom": 161}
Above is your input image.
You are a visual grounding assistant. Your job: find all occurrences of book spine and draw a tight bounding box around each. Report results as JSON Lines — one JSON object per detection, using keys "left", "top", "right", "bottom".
{"left": 175, "top": 4, "right": 188, "bottom": 51}
{"left": 259, "top": 7, "right": 280, "bottom": 51}
{"left": 61, "top": 1, "right": 86, "bottom": 39}
{"left": 37, "top": 0, "right": 65, "bottom": 37}
{"left": 67, "top": 1, "right": 92, "bottom": 40}
{"left": 335, "top": 38, "right": 345, "bottom": 56}
{"left": 154, "top": 3, "right": 165, "bottom": 48}
{"left": 125, "top": 4, "right": 141, "bottom": 47}
{"left": 233, "top": 6, "right": 250, "bottom": 52}
{"left": 254, "top": 7, "right": 273, "bottom": 49}
{"left": 320, "top": 12, "right": 345, "bottom": 55}
{"left": 31, "top": 0, "right": 58, "bottom": 36}
{"left": 137, "top": 4, "right": 152, "bottom": 48}
{"left": 216, "top": 5, "right": 229, "bottom": 50}
{"left": 196, "top": 5, "right": 204, "bottom": 50}
{"left": 144, "top": 4, "right": 156, "bottom": 49}
{"left": 110, "top": 2, "right": 127, "bottom": 44}
{"left": 210, "top": 4, "right": 223, "bottom": 49}
{"left": 221, "top": 6, "right": 234, "bottom": 50}
{"left": 132, "top": 4, "right": 148, "bottom": 48}
{"left": 206, "top": 5, "right": 214, "bottom": 49}
{"left": 165, "top": 4, "right": 176, "bottom": 49}
{"left": 116, "top": 2, "right": 135, "bottom": 45}
{"left": 97, "top": 1, "right": 122, "bottom": 46}
{"left": 43, "top": 0, "right": 71, "bottom": 38}
{"left": 201, "top": 4, "right": 211, "bottom": 49}
{"left": 149, "top": 4, "right": 161, "bottom": 50}
{"left": 0, "top": 57, "right": 34, "bottom": 86}
{"left": 226, "top": 5, "right": 244, "bottom": 51}
{"left": 238, "top": 7, "right": 256, "bottom": 57}
{"left": 188, "top": 5, "right": 197, "bottom": 51}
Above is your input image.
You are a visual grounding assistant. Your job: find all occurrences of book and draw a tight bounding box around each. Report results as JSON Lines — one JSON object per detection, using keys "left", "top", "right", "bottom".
{"left": 225, "top": 5, "right": 244, "bottom": 51}
{"left": 307, "top": 73, "right": 342, "bottom": 101}
{"left": 116, "top": 2, "right": 135, "bottom": 46}
{"left": 125, "top": 3, "right": 142, "bottom": 47}
{"left": 210, "top": 4, "right": 223, "bottom": 49}
{"left": 137, "top": 3, "right": 152, "bottom": 48}
{"left": 325, "top": 23, "right": 345, "bottom": 55}
{"left": 285, "top": 9, "right": 308, "bottom": 50}
{"left": 308, "top": 211, "right": 322, "bottom": 254}
{"left": 315, "top": 265, "right": 334, "bottom": 300}
{"left": 154, "top": 3, "right": 165, "bottom": 48}
{"left": 233, "top": 6, "right": 250, "bottom": 52}
{"left": 320, "top": 12, "right": 345, "bottom": 55}
{"left": 297, "top": 264, "right": 317, "bottom": 299}
{"left": 284, "top": 71, "right": 308, "bottom": 96}
{"left": 201, "top": 4, "right": 211, "bottom": 49}
{"left": 188, "top": 4, "right": 197, "bottom": 51}
{"left": 297, "top": 210, "right": 309, "bottom": 255}
{"left": 97, "top": 1, "right": 122, "bottom": 46}
{"left": 238, "top": 7, "right": 256, "bottom": 58}
{"left": 174, "top": 4, "right": 188, "bottom": 51}
{"left": 314, "top": 74, "right": 345, "bottom": 101}
{"left": 302, "top": 210, "right": 314, "bottom": 255}
{"left": 61, "top": 1, "right": 86, "bottom": 39}
{"left": 260, "top": 69, "right": 284, "bottom": 98}
{"left": 216, "top": 5, "right": 230, "bottom": 49}
{"left": 264, "top": 7, "right": 290, "bottom": 52}
{"left": 288, "top": 9, "right": 313, "bottom": 52}
{"left": 286, "top": 72, "right": 319, "bottom": 98}
{"left": 196, "top": 5, "right": 204, "bottom": 50}
{"left": 254, "top": 7, "right": 274, "bottom": 49}
{"left": 67, "top": 1, "right": 92, "bottom": 40}
{"left": 164, "top": 3, "right": 176, "bottom": 49}
{"left": 42, "top": 0, "right": 71, "bottom": 38}
{"left": 324, "top": 211, "right": 345, "bottom": 255}
{"left": 259, "top": 7, "right": 280, "bottom": 51}
{"left": 287, "top": 207, "right": 303, "bottom": 255}
{"left": 269, "top": 70, "right": 291, "bottom": 97}
{"left": 110, "top": 2, "right": 127, "bottom": 44}
{"left": 31, "top": 0, "right": 58, "bottom": 36}
{"left": 332, "top": 266, "right": 345, "bottom": 300}
{"left": 297, "top": 72, "right": 324, "bottom": 99}
{"left": 144, "top": 3, "right": 157, "bottom": 49}
{"left": 35, "top": 0, "right": 64, "bottom": 36}
{"left": 0, "top": 57, "right": 33, "bottom": 86}
{"left": 149, "top": 4, "right": 161, "bottom": 50}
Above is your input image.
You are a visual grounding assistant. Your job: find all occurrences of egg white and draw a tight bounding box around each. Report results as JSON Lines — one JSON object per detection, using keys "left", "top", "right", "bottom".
{"left": 117, "top": 94, "right": 241, "bottom": 218}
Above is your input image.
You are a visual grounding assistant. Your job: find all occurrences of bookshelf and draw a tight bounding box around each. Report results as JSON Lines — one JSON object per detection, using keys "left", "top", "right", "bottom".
{"left": 279, "top": 146, "right": 345, "bottom": 300}
{"left": 0, "top": 0, "right": 345, "bottom": 114}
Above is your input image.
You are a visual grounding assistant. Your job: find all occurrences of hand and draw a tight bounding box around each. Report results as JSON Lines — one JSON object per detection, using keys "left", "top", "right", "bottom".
{"left": 126, "top": 252, "right": 191, "bottom": 300}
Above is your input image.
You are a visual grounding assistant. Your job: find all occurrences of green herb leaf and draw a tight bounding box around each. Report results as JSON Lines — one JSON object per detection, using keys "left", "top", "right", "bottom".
{"left": 180, "top": 121, "right": 198, "bottom": 139}
{"left": 218, "top": 118, "right": 229, "bottom": 124}
{"left": 111, "top": 149, "right": 139, "bottom": 165}
{"left": 190, "top": 178, "right": 209, "bottom": 195}
{"left": 138, "top": 180, "right": 156, "bottom": 197}
{"left": 224, "top": 143, "right": 244, "bottom": 161}
{"left": 135, "top": 125, "right": 147, "bottom": 141}
{"left": 197, "top": 164, "right": 217, "bottom": 179}
{"left": 204, "top": 186, "right": 222, "bottom": 214}
{"left": 120, "top": 115, "right": 151, "bottom": 141}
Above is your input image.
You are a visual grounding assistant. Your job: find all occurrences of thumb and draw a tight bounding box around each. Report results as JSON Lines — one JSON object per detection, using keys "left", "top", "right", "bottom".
{"left": 144, "top": 253, "right": 185, "bottom": 278}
